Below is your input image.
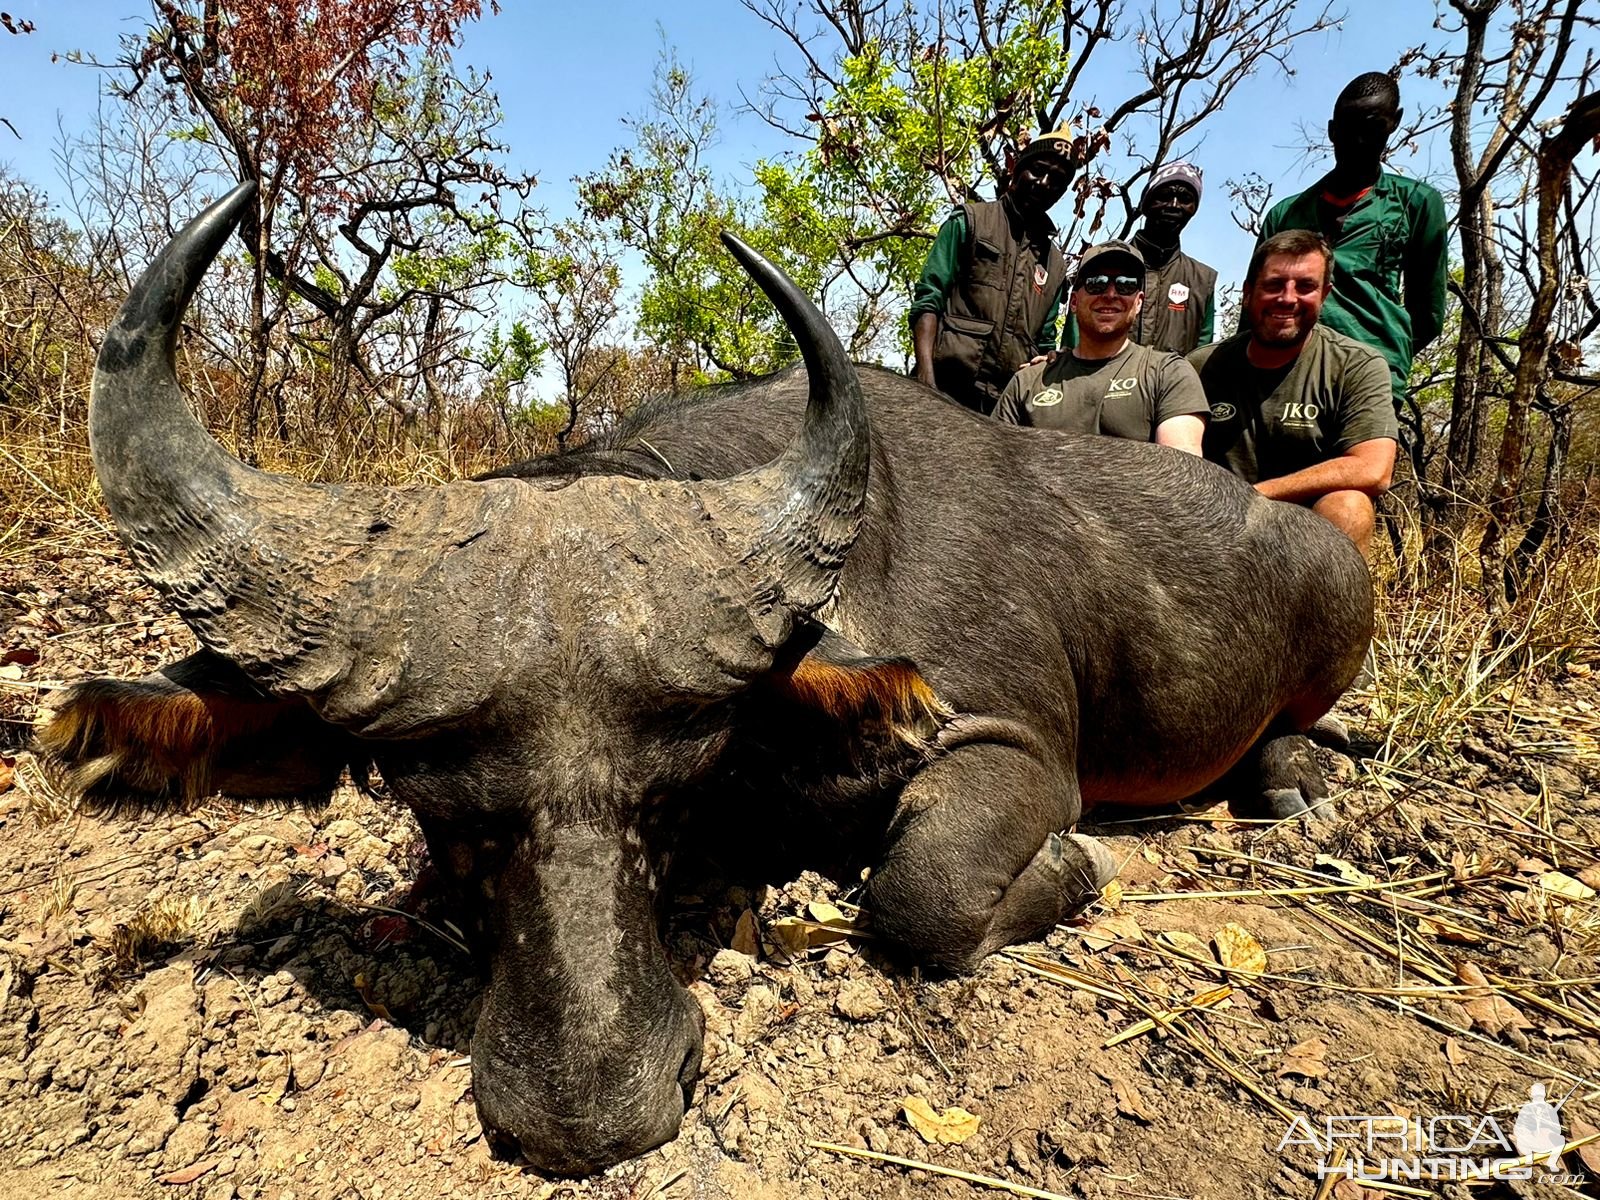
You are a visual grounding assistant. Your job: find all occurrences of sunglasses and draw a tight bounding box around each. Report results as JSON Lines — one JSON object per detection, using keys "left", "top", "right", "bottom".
{"left": 1078, "top": 274, "right": 1141, "bottom": 297}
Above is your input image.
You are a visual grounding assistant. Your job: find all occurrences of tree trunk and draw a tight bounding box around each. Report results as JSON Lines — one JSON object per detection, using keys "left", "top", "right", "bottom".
{"left": 1478, "top": 92, "right": 1600, "bottom": 610}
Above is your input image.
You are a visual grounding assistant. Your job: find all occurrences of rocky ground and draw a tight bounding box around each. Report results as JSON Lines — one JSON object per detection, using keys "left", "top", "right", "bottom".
{"left": 2, "top": 514, "right": 1599, "bottom": 1200}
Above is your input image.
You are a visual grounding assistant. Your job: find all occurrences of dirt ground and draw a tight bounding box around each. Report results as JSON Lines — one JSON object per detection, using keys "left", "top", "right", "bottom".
{"left": 3, "top": 516, "right": 1599, "bottom": 1200}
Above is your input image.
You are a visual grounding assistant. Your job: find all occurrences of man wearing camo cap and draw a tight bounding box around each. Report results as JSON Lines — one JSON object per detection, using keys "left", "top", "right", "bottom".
{"left": 1063, "top": 160, "right": 1217, "bottom": 355}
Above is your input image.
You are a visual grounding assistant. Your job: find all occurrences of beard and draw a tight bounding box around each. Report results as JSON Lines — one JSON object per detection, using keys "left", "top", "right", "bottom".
{"left": 1250, "top": 307, "right": 1314, "bottom": 348}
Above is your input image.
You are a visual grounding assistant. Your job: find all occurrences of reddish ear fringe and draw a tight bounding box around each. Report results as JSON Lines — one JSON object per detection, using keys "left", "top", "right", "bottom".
{"left": 777, "top": 656, "right": 948, "bottom": 738}
{"left": 36, "top": 679, "right": 308, "bottom": 802}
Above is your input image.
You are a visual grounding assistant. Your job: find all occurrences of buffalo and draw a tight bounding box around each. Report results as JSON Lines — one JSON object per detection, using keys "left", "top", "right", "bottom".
{"left": 38, "top": 182, "right": 1371, "bottom": 1176}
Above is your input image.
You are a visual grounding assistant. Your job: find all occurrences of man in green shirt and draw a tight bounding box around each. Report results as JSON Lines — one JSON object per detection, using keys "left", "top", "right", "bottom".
{"left": 1256, "top": 72, "right": 1448, "bottom": 404}
{"left": 910, "top": 132, "right": 1073, "bottom": 414}
{"left": 1191, "top": 229, "right": 1397, "bottom": 554}
{"left": 994, "top": 241, "right": 1208, "bottom": 451}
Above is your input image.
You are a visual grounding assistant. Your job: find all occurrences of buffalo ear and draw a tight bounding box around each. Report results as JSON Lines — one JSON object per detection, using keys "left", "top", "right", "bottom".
{"left": 769, "top": 624, "right": 948, "bottom": 741}
{"left": 35, "top": 651, "right": 366, "bottom": 810}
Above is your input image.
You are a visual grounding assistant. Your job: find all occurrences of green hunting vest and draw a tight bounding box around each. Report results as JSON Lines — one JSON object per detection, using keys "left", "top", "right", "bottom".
{"left": 934, "top": 199, "right": 1068, "bottom": 414}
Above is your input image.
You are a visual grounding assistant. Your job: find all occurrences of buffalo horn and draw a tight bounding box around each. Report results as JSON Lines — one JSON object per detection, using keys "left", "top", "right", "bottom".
{"left": 715, "top": 233, "right": 869, "bottom": 615}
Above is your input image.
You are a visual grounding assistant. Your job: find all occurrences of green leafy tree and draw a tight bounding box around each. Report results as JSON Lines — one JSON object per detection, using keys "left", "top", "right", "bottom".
{"left": 741, "top": 0, "right": 1338, "bottom": 362}
{"left": 579, "top": 51, "right": 813, "bottom": 383}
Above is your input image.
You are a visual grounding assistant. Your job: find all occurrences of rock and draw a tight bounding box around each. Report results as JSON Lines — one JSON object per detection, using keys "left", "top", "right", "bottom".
{"left": 734, "top": 985, "right": 780, "bottom": 1043}
{"left": 128, "top": 966, "right": 201, "bottom": 1103}
{"left": 707, "top": 949, "right": 755, "bottom": 988}
{"left": 834, "top": 979, "right": 887, "bottom": 1022}
{"left": 161, "top": 1117, "right": 214, "bottom": 1170}
{"left": 123, "top": 1093, "right": 179, "bottom": 1156}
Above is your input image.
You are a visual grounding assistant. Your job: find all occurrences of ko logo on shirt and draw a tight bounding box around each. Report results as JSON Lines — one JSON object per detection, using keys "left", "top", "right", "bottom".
{"left": 1106, "top": 377, "right": 1138, "bottom": 397}
{"left": 1280, "top": 401, "right": 1321, "bottom": 425}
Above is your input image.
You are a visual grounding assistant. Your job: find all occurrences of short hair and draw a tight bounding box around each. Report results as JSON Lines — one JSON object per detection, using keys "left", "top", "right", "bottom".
{"left": 1245, "top": 229, "right": 1335, "bottom": 289}
{"left": 1335, "top": 71, "right": 1400, "bottom": 113}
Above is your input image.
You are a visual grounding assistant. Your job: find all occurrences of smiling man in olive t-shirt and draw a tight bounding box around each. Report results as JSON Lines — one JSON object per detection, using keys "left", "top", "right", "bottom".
{"left": 1189, "top": 228, "right": 1396, "bottom": 553}
{"left": 993, "top": 240, "right": 1209, "bottom": 451}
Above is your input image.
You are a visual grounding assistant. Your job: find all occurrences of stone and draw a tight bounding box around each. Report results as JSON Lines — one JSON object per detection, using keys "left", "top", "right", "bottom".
{"left": 833, "top": 979, "right": 887, "bottom": 1021}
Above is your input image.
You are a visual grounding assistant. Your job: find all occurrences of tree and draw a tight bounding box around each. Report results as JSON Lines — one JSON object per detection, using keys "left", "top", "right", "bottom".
{"left": 1478, "top": 89, "right": 1600, "bottom": 606}
{"left": 739, "top": 0, "right": 1340, "bottom": 359}
{"left": 522, "top": 217, "right": 624, "bottom": 448}
{"left": 1408, "top": 0, "right": 1596, "bottom": 515}
{"left": 579, "top": 50, "right": 809, "bottom": 383}
{"left": 83, "top": 0, "right": 538, "bottom": 452}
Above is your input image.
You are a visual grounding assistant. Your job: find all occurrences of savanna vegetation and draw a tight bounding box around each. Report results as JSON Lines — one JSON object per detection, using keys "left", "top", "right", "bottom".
{"left": 1, "top": 6, "right": 1599, "bottom": 1199}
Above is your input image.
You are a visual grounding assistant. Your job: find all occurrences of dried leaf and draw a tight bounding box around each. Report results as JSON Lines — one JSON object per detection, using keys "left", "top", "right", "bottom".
{"left": 1572, "top": 1119, "right": 1600, "bottom": 1174}
{"left": 0, "top": 647, "right": 39, "bottom": 667}
{"left": 1537, "top": 871, "right": 1597, "bottom": 902}
{"left": 1100, "top": 878, "right": 1125, "bottom": 909}
{"left": 1212, "top": 923, "right": 1267, "bottom": 978}
{"left": 1578, "top": 866, "right": 1600, "bottom": 892}
{"left": 1418, "top": 916, "right": 1480, "bottom": 944}
{"left": 1276, "top": 1037, "right": 1329, "bottom": 1079}
{"left": 352, "top": 972, "right": 393, "bottom": 1022}
{"left": 1516, "top": 857, "right": 1553, "bottom": 875}
{"left": 1080, "top": 912, "right": 1143, "bottom": 952}
{"left": 1093, "top": 1066, "right": 1153, "bottom": 1123}
{"left": 0, "top": 760, "right": 12, "bottom": 796}
{"left": 0, "top": 663, "right": 21, "bottom": 681}
{"left": 1315, "top": 854, "right": 1376, "bottom": 886}
{"left": 157, "top": 1159, "right": 220, "bottom": 1185}
{"left": 766, "top": 918, "right": 812, "bottom": 960}
{"left": 1140, "top": 845, "right": 1162, "bottom": 864}
{"left": 1455, "top": 962, "right": 1531, "bottom": 1035}
{"left": 901, "top": 1096, "right": 981, "bottom": 1144}
{"left": 730, "top": 910, "right": 758, "bottom": 957}
{"left": 1443, "top": 1037, "right": 1467, "bottom": 1067}
{"left": 806, "top": 900, "right": 846, "bottom": 925}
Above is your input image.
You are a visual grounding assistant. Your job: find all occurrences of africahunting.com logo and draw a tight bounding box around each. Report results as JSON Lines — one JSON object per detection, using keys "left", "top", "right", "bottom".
{"left": 1278, "top": 1083, "right": 1590, "bottom": 1186}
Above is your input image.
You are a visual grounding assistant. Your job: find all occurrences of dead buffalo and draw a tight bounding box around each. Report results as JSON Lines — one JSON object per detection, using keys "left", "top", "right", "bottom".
{"left": 39, "top": 182, "right": 1371, "bottom": 1176}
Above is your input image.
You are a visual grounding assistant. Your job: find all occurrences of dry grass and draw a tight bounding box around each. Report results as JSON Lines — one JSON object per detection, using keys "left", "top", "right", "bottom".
{"left": 104, "top": 893, "right": 209, "bottom": 974}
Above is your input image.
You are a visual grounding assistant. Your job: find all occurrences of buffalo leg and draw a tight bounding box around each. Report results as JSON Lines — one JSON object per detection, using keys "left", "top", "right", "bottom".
{"left": 1246, "top": 732, "right": 1333, "bottom": 821}
{"left": 865, "top": 742, "right": 1112, "bottom": 974}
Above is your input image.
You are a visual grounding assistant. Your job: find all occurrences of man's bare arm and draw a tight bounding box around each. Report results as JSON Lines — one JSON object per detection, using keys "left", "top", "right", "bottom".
{"left": 1253, "top": 438, "right": 1397, "bottom": 504}
{"left": 912, "top": 312, "right": 940, "bottom": 387}
{"left": 1155, "top": 413, "right": 1205, "bottom": 456}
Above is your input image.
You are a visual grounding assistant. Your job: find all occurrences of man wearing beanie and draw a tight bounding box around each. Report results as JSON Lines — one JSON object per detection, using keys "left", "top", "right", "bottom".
{"left": 1062, "top": 160, "right": 1216, "bottom": 355}
{"left": 909, "top": 131, "right": 1073, "bottom": 414}
{"left": 993, "top": 240, "right": 1208, "bottom": 452}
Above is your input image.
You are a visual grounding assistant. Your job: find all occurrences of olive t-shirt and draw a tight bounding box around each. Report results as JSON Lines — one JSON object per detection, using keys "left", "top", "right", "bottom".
{"left": 991, "top": 341, "right": 1209, "bottom": 441}
{"left": 1188, "top": 326, "right": 1397, "bottom": 484}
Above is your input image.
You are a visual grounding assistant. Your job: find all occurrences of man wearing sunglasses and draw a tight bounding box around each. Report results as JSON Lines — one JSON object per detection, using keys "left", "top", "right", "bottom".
{"left": 991, "top": 241, "right": 1208, "bottom": 452}
{"left": 1191, "top": 230, "right": 1397, "bottom": 555}
{"left": 910, "top": 132, "right": 1074, "bottom": 414}
{"left": 1254, "top": 72, "right": 1447, "bottom": 409}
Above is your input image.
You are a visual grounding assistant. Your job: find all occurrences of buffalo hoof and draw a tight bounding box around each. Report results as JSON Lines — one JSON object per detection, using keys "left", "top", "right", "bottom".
{"left": 1306, "top": 714, "right": 1351, "bottom": 753}
{"left": 1066, "top": 833, "right": 1117, "bottom": 892}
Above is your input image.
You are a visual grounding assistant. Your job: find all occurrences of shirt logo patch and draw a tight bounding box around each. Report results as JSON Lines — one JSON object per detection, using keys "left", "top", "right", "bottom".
{"left": 1107, "top": 376, "right": 1138, "bottom": 398}
{"left": 1032, "top": 386, "right": 1064, "bottom": 407}
{"left": 1033, "top": 264, "right": 1049, "bottom": 291}
{"left": 1167, "top": 283, "right": 1190, "bottom": 305}
{"left": 1210, "top": 402, "right": 1236, "bottom": 421}
{"left": 1279, "top": 401, "right": 1321, "bottom": 426}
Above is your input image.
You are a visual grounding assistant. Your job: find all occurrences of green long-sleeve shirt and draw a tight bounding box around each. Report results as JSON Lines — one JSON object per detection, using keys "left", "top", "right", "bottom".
{"left": 909, "top": 211, "right": 1063, "bottom": 356}
{"left": 1257, "top": 171, "right": 1448, "bottom": 398}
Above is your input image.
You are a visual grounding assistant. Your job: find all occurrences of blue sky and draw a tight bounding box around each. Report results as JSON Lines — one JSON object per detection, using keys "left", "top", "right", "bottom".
{"left": 0, "top": 1, "right": 1449, "bottom": 344}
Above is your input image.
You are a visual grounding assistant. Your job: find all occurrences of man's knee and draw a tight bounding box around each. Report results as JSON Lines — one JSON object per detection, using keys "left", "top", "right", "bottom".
{"left": 1312, "top": 490, "right": 1376, "bottom": 551}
